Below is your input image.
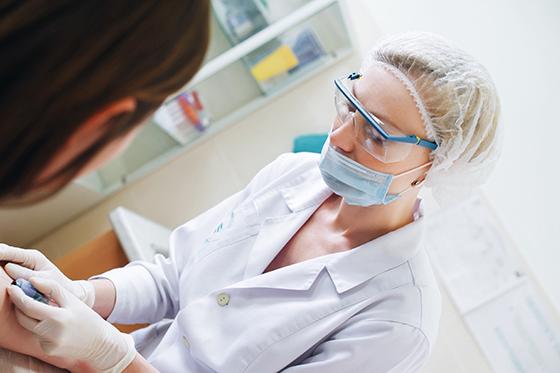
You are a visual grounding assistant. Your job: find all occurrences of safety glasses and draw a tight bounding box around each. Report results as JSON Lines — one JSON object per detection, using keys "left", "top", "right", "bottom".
{"left": 333, "top": 72, "right": 438, "bottom": 163}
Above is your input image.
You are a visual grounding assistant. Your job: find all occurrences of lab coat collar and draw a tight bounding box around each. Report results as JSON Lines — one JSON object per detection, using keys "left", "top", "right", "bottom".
{"left": 325, "top": 217, "right": 425, "bottom": 294}
{"left": 276, "top": 166, "right": 425, "bottom": 294}
{"left": 229, "top": 253, "right": 335, "bottom": 292}
{"left": 243, "top": 167, "right": 332, "bottom": 279}
{"left": 230, "top": 218, "right": 425, "bottom": 294}
{"left": 237, "top": 164, "right": 425, "bottom": 295}
{"left": 278, "top": 167, "right": 332, "bottom": 213}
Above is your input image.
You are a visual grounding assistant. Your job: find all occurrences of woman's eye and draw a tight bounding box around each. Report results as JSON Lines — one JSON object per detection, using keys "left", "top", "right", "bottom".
{"left": 365, "top": 127, "right": 386, "bottom": 145}
{"left": 371, "top": 135, "right": 385, "bottom": 145}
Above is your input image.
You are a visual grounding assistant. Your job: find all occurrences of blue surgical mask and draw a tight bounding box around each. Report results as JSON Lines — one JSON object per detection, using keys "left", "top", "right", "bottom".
{"left": 319, "top": 141, "right": 431, "bottom": 206}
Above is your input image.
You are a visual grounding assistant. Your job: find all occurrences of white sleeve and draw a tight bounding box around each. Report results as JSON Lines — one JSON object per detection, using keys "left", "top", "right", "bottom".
{"left": 283, "top": 320, "right": 431, "bottom": 373}
{"left": 94, "top": 153, "right": 300, "bottom": 324}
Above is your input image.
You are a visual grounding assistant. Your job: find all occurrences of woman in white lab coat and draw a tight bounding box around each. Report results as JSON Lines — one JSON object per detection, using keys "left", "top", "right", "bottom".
{"left": 0, "top": 32, "right": 502, "bottom": 372}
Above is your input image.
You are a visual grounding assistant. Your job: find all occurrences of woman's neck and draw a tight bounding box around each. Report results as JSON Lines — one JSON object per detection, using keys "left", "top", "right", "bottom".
{"left": 322, "top": 191, "right": 419, "bottom": 247}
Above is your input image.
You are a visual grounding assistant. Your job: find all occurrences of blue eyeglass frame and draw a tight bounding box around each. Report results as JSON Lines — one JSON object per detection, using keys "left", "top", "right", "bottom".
{"left": 334, "top": 72, "right": 438, "bottom": 151}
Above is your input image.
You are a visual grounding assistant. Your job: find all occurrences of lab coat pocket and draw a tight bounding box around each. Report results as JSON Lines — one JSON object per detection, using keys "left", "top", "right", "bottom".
{"left": 196, "top": 218, "right": 260, "bottom": 263}
{"left": 204, "top": 226, "right": 259, "bottom": 249}
{"left": 203, "top": 202, "right": 260, "bottom": 245}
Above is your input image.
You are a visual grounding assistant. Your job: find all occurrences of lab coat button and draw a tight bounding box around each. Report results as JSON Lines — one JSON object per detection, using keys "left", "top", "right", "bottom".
{"left": 182, "top": 336, "right": 190, "bottom": 348}
{"left": 216, "top": 292, "right": 230, "bottom": 306}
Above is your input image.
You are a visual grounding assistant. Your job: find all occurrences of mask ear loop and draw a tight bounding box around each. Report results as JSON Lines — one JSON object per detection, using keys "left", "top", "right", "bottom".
{"left": 392, "top": 161, "right": 432, "bottom": 197}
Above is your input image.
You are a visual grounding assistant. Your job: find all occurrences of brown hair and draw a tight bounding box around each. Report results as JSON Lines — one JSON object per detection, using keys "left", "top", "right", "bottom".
{"left": 0, "top": 0, "right": 210, "bottom": 203}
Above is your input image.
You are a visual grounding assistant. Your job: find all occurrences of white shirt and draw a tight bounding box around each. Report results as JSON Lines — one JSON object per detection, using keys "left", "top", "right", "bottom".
{"left": 98, "top": 152, "right": 441, "bottom": 373}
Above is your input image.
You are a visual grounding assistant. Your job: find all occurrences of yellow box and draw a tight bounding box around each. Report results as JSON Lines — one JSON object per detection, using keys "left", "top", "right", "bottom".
{"left": 250, "top": 45, "right": 299, "bottom": 82}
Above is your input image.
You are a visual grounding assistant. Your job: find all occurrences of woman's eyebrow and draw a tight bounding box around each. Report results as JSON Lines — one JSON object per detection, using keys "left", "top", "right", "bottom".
{"left": 351, "top": 85, "right": 401, "bottom": 130}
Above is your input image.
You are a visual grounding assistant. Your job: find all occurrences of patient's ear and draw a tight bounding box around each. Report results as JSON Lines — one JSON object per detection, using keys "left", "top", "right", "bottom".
{"left": 36, "top": 97, "right": 137, "bottom": 183}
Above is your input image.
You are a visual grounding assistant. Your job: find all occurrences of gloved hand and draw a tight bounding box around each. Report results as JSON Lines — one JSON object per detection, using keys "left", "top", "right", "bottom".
{"left": 7, "top": 277, "right": 136, "bottom": 373}
{"left": 0, "top": 243, "right": 95, "bottom": 307}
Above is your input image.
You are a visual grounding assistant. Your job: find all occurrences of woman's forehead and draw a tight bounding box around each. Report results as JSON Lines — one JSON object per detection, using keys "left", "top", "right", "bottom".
{"left": 353, "top": 65, "right": 426, "bottom": 137}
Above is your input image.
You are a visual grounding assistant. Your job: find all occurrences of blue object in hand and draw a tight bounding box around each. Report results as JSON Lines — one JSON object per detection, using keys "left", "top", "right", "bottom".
{"left": 12, "top": 278, "right": 49, "bottom": 304}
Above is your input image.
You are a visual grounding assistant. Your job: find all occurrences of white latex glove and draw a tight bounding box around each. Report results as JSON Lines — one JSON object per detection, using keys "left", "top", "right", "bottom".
{"left": 7, "top": 277, "right": 136, "bottom": 373}
{"left": 0, "top": 243, "right": 95, "bottom": 307}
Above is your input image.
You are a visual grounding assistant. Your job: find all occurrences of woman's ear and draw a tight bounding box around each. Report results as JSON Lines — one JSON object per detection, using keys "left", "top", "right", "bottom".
{"left": 65, "top": 98, "right": 137, "bottom": 149}
{"left": 411, "top": 175, "right": 427, "bottom": 188}
{"left": 36, "top": 97, "right": 137, "bottom": 183}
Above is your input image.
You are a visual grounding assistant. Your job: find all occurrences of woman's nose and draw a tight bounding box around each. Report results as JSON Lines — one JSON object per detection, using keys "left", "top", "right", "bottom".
{"left": 329, "top": 116, "right": 355, "bottom": 153}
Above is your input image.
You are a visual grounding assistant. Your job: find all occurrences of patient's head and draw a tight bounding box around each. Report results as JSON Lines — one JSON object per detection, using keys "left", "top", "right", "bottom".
{"left": 0, "top": 1, "right": 210, "bottom": 205}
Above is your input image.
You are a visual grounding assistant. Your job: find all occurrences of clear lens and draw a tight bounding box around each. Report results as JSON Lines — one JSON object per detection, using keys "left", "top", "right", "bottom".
{"left": 334, "top": 77, "right": 413, "bottom": 163}
{"left": 353, "top": 112, "right": 412, "bottom": 163}
{"left": 334, "top": 88, "right": 354, "bottom": 128}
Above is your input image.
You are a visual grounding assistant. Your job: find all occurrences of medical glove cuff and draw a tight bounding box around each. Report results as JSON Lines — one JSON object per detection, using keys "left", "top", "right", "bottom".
{"left": 72, "top": 280, "right": 95, "bottom": 308}
{"left": 96, "top": 332, "right": 136, "bottom": 373}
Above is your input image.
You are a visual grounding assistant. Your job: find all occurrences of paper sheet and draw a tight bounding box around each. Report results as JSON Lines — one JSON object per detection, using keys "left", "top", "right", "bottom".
{"left": 465, "top": 282, "right": 560, "bottom": 373}
{"left": 425, "top": 193, "right": 560, "bottom": 372}
{"left": 425, "top": 194, "right": 526, "bottom": 313}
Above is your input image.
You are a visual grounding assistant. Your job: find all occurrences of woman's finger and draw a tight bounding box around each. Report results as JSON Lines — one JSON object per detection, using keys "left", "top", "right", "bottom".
{"left": 29, "top": 277, "right": 69, "bottom": 308}
{"left": 0, "top": 244, "right": 43, "bottom": 269}
{"left": 4, "top": 262, "right": 36, "bottom": 280}
{"left": 14, "top": 307, "right": 40, "bottom": 332}
{"left": 7, "top": 284, "right": 58, "bottom": 320}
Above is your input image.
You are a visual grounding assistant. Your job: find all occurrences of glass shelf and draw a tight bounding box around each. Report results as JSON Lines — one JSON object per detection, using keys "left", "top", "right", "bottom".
{"left": 78, "top": 0, "right": 352, "bottom": 195}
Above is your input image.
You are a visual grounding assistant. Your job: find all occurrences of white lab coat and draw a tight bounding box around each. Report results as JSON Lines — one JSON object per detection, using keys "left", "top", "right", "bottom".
{"left": 98, "top": 152, "right": 441, "bottom": 373}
